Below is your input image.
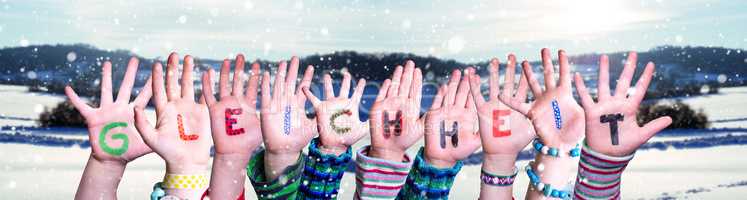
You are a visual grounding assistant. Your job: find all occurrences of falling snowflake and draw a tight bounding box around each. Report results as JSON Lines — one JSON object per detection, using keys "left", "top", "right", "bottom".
{"left": 447, "top": 36, "right": 465, "bottom": 54}
{"left": 177, "top": 15, "right": 187, "bottom": 24}
{"left": 66, "top": 52, "right": 77, "bottom": 62}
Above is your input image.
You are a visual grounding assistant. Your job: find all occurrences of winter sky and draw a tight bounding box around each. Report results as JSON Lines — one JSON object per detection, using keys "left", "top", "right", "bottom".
{"left": 0, "top": 0, "right": 745, "bottom": 62}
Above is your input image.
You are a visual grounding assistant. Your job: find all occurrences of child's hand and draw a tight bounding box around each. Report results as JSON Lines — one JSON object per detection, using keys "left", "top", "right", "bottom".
{"left": 574, "top": 52, "right": 672, "bottom": 156}
{"left": 259, "top": 56, "right": 315, "bottom": 179}
{"left": 423, "top": 68, "right": 481, "bottom": 168}
{"left": 369, "top": 61, "right": 424, "bottom": 161}
{"left": 202, "top": 55, "right": 263, "bottom": 159}
{"left": 469, "top": 55, "right": 535, "bottom": 158}
{"left": 302, "top": 72, "right": 367, "bottom": 155}
{"left": 502, "top": 48, "right": 585, "bottom": 149}
{"left": 133, "top": 53, "right": 212, "bottom": 174}
{"left": 65, "top": 57, "right": 153, "bottom": 164}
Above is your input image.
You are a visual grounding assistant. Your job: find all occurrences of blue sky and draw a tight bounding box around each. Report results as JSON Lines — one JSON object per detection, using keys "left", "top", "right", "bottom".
{"left": 0, "top": 0, "right": 745, "bottom": 62}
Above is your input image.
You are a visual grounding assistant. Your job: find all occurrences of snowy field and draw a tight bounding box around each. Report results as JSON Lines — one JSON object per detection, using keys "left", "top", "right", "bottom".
{"left": 1, "top": 84, "right": 747, "bottom": 199}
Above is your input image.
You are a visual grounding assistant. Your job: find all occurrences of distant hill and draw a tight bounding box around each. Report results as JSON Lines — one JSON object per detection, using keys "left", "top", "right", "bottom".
{"left": 1, "top": 44, "right": 745, "bottom": 98}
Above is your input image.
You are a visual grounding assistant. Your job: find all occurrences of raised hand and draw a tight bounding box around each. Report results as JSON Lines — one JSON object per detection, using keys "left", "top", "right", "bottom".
{"left": 502, "top": 48, "right": 585, "bottom": 149}
{"left": 68, "top": 57, "right": 152, "bottom": 200}
{"left": 202, "top": 55, "right": 263, "bottom": 199}
{"left": 469, "top": 55, "right": 535, "bottom": 158}
{"left": 302, "top": 72, "right": 367, "bottom": 155}
{"left": 574, "top": 52, "right": 672, "bottom": 156}
{"left": 369, "top": 60, "right": 424, "bottom": 161}
{"left": 423, "top": 68, "right": 481, "bottom": 167}
{"left": 133, "top": 53, "right": 212, "bottom": 189}
{"left": 202, "top": 55, "right": 263, "bottom": 157}
{"left": 66, "top": 57, "right": 153, "bottom": 164}
{"left": 260, "top": 56, "right": 315, "bottom": 179}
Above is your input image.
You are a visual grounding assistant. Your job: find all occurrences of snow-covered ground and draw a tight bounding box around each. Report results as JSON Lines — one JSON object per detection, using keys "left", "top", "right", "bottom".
{"left": 1, "top": 84, "right": 746, "bottom": 199}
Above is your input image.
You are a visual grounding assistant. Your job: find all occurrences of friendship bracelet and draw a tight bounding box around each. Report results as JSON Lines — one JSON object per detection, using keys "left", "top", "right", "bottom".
{"left": 480, "top": 167, "right": 518, "bottom": 187}
{"left": 162, "top": 174, "right": 209, "bottom": 190}
{"left": 532, "top": 139, "right": 580, "bottom": 158}
{"left": 525, "top": 161, "right": 571, "bottom": 199}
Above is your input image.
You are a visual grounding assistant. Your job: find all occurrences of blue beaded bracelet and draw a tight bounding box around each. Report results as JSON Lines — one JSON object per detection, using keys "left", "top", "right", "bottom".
{"left": 532, "top": 139, "right": 580, "bottom": 158}
{"left": 525, "top": 161, "right": 571, "bottom": 199}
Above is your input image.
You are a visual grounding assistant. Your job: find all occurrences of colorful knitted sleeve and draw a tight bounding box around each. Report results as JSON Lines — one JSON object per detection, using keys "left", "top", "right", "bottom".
{"left": 354, "top": 146, "right": 412, "bottom": 200}
{"left": 396, "top": 147, "right": 463, "bottom": 200}
{"left": 246, "top": 149, "right": 304, "bottom": 200}
{"left": 573, "top": 143, "right": 634, "bottom": 200}
{"left": 298, "top": 138, "right": 353, "bottom": 199}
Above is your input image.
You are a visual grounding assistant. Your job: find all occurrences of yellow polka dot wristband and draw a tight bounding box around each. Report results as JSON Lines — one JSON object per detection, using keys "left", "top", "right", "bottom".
{"left": 161, "top": 174, "right": 208, "bottom": 190}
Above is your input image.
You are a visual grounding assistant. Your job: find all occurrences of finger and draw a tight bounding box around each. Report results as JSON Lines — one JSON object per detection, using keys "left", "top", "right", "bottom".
{"left": 466, "top": 94, "right": 476, "bottom": 110}
{"left": 641, "top": 116, "right": 672, "bottom": 141}
{"left": 218, "top": 59, "right": 231, "bottom": 98}
{"left": 296, "top": 65, "right": 314, "bottom": 104}
{"left": 302, "top": 86, "right": 321, "bottom": 107}
{"left": 431, "top": 84, "right": 446, "bottom": 109}
{"left": 376, "top": 79, "right": 391, "bottom": 102}
{"left": 541, "top": 48, "right": 556, "bottom": 90}
{"left": 232, "top": 54, "right": 246, "bottom": 96}
{"left": 64, "top": 86, "right": 93, "bottom": 115}
{"left": 387, "top": 66, "right": 403, "bottom": 97}
{"left": 598, "top": 55, "right": 611, "bottom": 101}
{"left": 116, "top": 57, "right": 139, "bottom": 103}
{"left": 100, "top": 61, "right": 114, "bottom": 105}
{"left": 445, "top": 69, "right": 461, "bottom": 106}
{"left": 574, "top": 73, "right": 594, "bottom": 108}
{"left": 165, "top": 52, "right": 180, "bottom": 101}
{"left": 201, "top": 68, "right": 217, "bottom": 106}
{"left": 615, "top": 52, "right": 638, "bottom": 98}
{"left": 181, "top": 55, "right": 195, "bottom": 100}
{"left": 339, "top": 72, "right": 352, "bottom": 98}
{"left": 351, "top": 78, "right": 366, "bottom": 105}
{"left": 411, "top": 68, "right": 423, "bottom": 104}
{"left": 523, "top": 61, "right": 543, "bottom": 97}
{"left": 488, "top": 58, "right": 500, "bottom": 100}
{"left": 296, "top": 65, "right": 314, "bottom": 97}
{"left": 273, "top": 61, "right": 287, "bottom": 101}
{"left": 455, "top": 68, "right": 471, "bottom": 106}
{"left": 558, "top": 50, "right": 572, "bottom": 89}
{"left": 260, "top": 71, "right": 271, "bottom": 109}
{"left": 285, "top": 56, "right": 300, "bottom": 94}
{"left": 134, "top": 106, "right": 158, "bottom": 146}
{"left": 631, "top": 62, "right": 656, "bottom": 104}
{"left": 515, "top": 70, "right": 529, "bottom": 101}
{"left": 468, "top": 74, "right": 486, "bottom": 107}
{"left": 398, "top": 60, "right": 414, "bottom": 97}
{"left": 502, "top": 54, "right": 517, "bottom": 99}
{"left": 198, "top": 93, "right": 206, "bottom": 104}
{"left": 133, "top": 77, "right": 153, "bottom": 108}
{"left": 152, "top": 62, "right": 167, "bottom": 110}
{"left": 323, "top": 74, "right": 335, "bottom": 100}
{"left": 245, "top": 62, "right": 261, "bottom": 106}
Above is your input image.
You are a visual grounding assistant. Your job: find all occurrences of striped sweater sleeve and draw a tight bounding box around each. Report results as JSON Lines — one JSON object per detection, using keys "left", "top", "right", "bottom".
{"left": 298, "top": 138, "right": 352, "bottom": 199}
{"left": 246, "top": 149, "right": 304, "bottom": 200}
{"left": 573, "top": 144, "right": 634, "bottom": 200}
{"left": 397, "top": 147, "right": 463, "bottom": 200}
{"left": 354, "top": 146, "right": 412, "bottom": 200}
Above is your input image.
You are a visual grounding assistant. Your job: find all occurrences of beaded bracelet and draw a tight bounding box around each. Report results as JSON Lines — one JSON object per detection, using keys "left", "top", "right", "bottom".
{"left": 480, "top": 167, "right": 518, "bottom": 186}
{"left": 532, "top": 139, "right": 580, "bottom": 158}
{"left": 525, "top": 162, "right": 571, "bottom": 199}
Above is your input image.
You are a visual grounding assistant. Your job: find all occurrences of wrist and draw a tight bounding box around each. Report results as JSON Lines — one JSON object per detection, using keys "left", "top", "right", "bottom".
{"left": 531, "top": 154, "right": 576, "bottom": 186}
{"left": 166, "top": 162, "right": 209, "bottom": 174}
{"left": 214, "top": 152, "right": 251, "bottom": 167}
{"left": 368, "top": 147, "right": 406, "bottom": 162}
{"left": 424, "top": 156, "right": 457, "bottom": 168}
{"left": 89, "top": 155, "right": 127, "bottom": 171}
{"left": 481, "top": 153, "right": 517, "bottom": 175}
{"left": 318, "top": 144, "right": 349, "bottom": 156}
{"left": 264, "top": 150, "right": 302, "bottom": 179}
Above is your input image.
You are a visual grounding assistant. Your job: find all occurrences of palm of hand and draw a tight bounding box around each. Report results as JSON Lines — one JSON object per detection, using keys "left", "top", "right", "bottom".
{"left": 583, "top": 101, "right": 643, "bottom": 156}
{"left": 424, "top": 106, "right": 480, "bottom": 163}
{"left": 209, "top": 97, "right": 262, "bottom": 155}
{"left": 260, "top": 98, "right": 313, "bottom": 153}
{"left": 315, "top": 98, "right": 365, "bottom": 147}
{"left": 86, "top": 104, "right": 151, "bottom": 163}
{"left": 477, "top": 101, "right": 535, "bottom": 155}
{"left": 527, "top": 90, "right": 585, "bottom": 147}
{"left": 152, "top": 100, "right": 212, "bottom": 166}
{"left": 370, "top": 97, "right": 422, "bottom": 152}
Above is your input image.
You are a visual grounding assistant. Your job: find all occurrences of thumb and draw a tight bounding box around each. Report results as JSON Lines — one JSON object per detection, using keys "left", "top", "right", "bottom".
{"left": 134, "top": 106, "right": 158, "bottom": 147}
{"left": 641, "top": 116, "right": 672, "bottom": 142}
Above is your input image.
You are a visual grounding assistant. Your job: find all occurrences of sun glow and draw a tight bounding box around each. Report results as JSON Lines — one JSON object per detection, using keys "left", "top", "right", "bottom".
{"left": 539, "top": 0, "right": 637, "bottom": 36}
